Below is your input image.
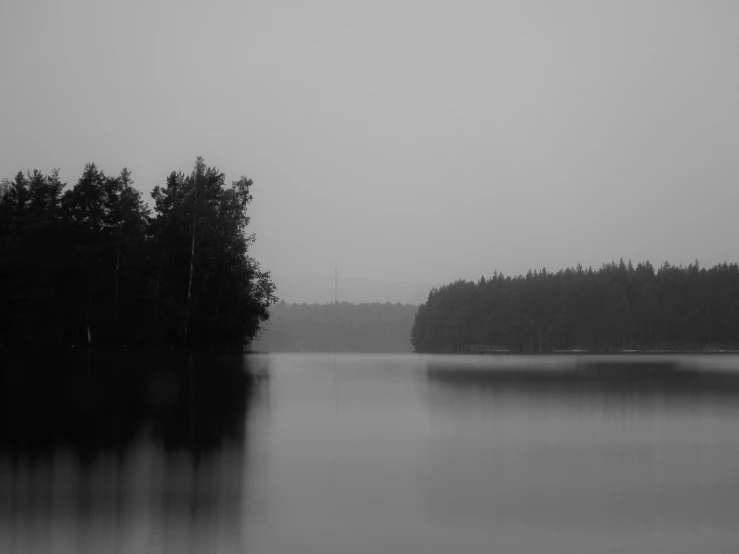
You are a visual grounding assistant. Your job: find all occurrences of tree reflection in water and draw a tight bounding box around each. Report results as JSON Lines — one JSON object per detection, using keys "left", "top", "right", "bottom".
{"left": 0, "top": 351, "right": 267, "bottom": 554}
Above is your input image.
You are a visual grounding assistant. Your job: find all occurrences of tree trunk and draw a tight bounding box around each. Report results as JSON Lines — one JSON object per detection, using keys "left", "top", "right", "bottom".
{"left": 87, "top": 272, "right": 92, "bottom": 346}
{"left": 154, "top": 270, "right": 161, "bottom": 347}
{"left": 115, "top": 248, "right": 120, "bottom": 345}
{"left": 184, "top": 188, "right": 198, "bottom": 346}
{"left": 87, "top": 271, "right": 92, "bottom": 377}
{"left": 184, "top": 213, "right": 196, "bottom": 338}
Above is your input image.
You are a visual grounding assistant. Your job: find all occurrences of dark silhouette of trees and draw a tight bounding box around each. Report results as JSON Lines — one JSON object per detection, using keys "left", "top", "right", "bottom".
{"left": 0, "top": 158, "right": 275, "bottom": 351}
{"left": 411, "top": 260, "right": 739, "bottom": 353}
{"left": 253, "top": 301, "right": 418, "bottom": 353}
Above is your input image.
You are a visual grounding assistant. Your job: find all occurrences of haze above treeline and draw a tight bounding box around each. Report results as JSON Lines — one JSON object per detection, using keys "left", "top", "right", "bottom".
{"left": 253, "top": 301, "right": 418, "bottom": 353}
{"left": 2, "top": 1, "right": 738, "bottom": 305}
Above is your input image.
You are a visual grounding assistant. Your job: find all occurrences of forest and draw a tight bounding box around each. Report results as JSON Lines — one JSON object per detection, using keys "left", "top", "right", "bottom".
{"left": 252, "top": 301, "right": 418, "bottom": 353}
{"left": 0, "top": 158, "right": 276, "bottom": 352}
{"left": 411, "top": 260, "right": 739, "bottom": 353}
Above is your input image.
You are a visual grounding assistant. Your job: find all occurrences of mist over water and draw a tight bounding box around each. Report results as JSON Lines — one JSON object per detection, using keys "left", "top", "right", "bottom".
{"left": 2, "top": 353, "right": 739, "bottom": 553}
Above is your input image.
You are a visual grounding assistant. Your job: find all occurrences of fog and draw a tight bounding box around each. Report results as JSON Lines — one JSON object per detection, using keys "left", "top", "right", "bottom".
{"left": 2, "top": 0, "right": 738, "bottom": 303}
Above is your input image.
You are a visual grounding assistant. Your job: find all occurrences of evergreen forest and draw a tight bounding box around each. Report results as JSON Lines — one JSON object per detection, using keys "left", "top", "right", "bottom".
{"left": 0, "top": 158, "right": 276, "bottom": 351}
{"left": 411, "top": 261, "right": 739, "bottom": 353}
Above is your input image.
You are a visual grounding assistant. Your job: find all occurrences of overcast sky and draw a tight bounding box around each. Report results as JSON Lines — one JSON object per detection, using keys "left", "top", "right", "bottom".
{"left": 2, "top": 0, "right": 738, "bottom": 303}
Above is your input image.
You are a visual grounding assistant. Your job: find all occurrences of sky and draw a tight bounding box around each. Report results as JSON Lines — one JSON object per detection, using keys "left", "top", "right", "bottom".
{"left": 2, "top": 0, "right": 738, "bottom": 304}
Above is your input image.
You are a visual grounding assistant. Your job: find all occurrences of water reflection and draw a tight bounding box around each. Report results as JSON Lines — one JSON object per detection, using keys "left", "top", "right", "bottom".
{"left": 3, "top": 352, "right": 739, "bottom": 554}
{"left": 0, "top": 352, "right": 268, "bottom": 554}
{"left": 426, "top": 353, "right": 739, "bottom": 405}
{"left": 421, "top": 355, "right": 739, "bottom": 552}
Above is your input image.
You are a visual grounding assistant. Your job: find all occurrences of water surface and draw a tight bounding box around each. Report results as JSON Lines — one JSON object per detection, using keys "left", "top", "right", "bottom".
{"left": 2, "top": 353, "right": 739, "bottom": 553}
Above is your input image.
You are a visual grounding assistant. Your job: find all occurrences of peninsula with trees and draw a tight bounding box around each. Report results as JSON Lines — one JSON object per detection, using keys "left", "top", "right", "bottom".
{"left": 412, "top": 261, "right": 739, "bottom": 354}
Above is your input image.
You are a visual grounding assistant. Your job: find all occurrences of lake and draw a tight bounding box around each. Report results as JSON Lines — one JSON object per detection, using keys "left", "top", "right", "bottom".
{"left": 2, "top": 353, "right": 739, "bottom": 553}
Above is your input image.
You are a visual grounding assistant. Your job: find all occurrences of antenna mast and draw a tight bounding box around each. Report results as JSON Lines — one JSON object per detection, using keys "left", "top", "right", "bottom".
{"left": 334, "top": 265, "right": 338, "bottom": 304}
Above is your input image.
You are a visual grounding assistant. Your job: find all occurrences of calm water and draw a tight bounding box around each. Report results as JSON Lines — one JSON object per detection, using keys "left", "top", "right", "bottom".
{"left": 2, "top": 353, "right": 739, "bottom": 553}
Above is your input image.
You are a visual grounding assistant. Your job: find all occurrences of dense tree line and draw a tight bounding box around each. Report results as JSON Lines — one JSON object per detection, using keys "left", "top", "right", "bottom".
{"left": 0, "top": 158, "right": 275, "bottom": 351}
{"left": 411, "top": 260, "right": 739, "bottom": 353}
{"left": 253, "top": 301, "right": 418, "bottom": 353}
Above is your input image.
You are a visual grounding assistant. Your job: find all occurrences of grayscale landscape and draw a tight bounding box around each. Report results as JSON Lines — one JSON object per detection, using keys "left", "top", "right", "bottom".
{"left": 2, "top": 1, "right": 739, "bottom": 553}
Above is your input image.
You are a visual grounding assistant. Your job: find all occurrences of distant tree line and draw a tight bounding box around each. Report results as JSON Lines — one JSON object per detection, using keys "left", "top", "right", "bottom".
{"left": 0, "top": 158, "right": 276, "bottom": 351}
{"left": 252, "top": 301, "right": 418, "bottom": 353}
{"left": 411, "top": 260, "right": 739, "bottom": 353}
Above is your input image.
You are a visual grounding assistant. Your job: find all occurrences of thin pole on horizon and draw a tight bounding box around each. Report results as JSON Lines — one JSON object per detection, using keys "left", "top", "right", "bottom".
{"left": 335, "top": 265, "right": 338, "bottom": 304}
